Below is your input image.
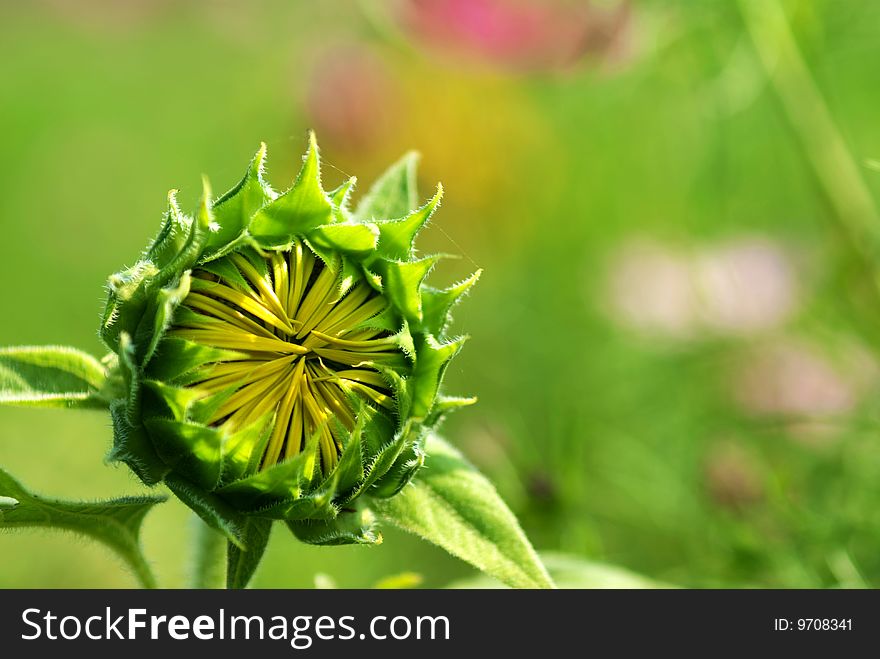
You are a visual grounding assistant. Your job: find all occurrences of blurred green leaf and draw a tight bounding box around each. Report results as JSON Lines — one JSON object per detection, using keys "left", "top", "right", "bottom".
{"left": 374, "top": 572, "right": 423, "bottom": 589}
{"left": 0, "top": 346, "right": 109, "bottom": 409}
{"left": 373, "top": 434, "right": 555, "bottom": 589}
{"left": 189, "top": 516, "right": 226, "bottom": 589}
{"left": 226, "top": 517, "right": 272, "bottom": 590}
{"left": 448, "top": 552, "right": 675, "bottom": 589}
{"left": 354, "top": 151, "right": 420, "bottom": 222}
{"left": 0, "top": 466, "right": 165, "bottom": 588}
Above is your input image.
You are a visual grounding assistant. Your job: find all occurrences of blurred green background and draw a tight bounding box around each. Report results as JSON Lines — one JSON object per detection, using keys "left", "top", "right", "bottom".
{"left": 3, "top": 0, "right": 880, "bottom": 588}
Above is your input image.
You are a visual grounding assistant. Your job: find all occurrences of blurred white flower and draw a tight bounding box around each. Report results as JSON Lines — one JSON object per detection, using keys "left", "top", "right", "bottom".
{"left": 695, "top": 237, "right": 798, "bottom": 335}
{"left": 604, "top": 235, "right": 800, "bottom": 340}
{"left": 730, "top": 338, "right": 878, "bottom": 446}
{"left": 604, "top": 239, "right": 698, "bottom": 339}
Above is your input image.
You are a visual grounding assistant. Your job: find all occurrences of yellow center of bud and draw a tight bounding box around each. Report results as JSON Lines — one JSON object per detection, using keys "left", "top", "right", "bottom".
{"left": 167, "top": 240, "right": 404, "bottom": 473}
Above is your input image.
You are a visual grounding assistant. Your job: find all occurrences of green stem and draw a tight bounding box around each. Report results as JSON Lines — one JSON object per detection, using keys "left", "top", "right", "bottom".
{"left": 189, "top": 515, "right": 226, "bottom": 589}
{"left": 739, "top": 0, "right": 880, "bottom": 291}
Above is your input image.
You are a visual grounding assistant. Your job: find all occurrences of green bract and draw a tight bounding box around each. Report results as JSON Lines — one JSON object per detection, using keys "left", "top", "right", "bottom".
{"left": 99, "top": 133, "right": 480, "bottom": 551}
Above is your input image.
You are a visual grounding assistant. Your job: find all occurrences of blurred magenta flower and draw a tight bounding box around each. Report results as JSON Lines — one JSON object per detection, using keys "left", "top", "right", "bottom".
{"left": 399, "top": 0, "right": 632, "bottom": 73}
{"left": 302, "top": 41, "right": 552, "bottom": 228}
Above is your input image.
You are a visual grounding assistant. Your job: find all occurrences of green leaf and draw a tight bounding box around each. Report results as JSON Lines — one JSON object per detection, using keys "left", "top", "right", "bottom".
{"left": 355, "top": 151, "right": 420, "bottom": 221}
{"left": 226, "top": 517, "right": 273, "bottom": 589}
{"left": 0, "top": 346, "right": 109, "bottom": 409}
{"left": 190, "top": 516, "right": 226, "bottom": 589}
{"left": 447, "top": 552, "right": 674, "bottom": 589}
{"left": 0, "top": 466, "right": 165, "bottom": 588}
{"left": 373, "top": 434, "right": 554, "bottom": 589}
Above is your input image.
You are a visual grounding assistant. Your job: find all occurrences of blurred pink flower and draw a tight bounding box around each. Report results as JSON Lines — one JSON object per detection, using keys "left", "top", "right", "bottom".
{"left": 400, "top": 0, "right": 632, "bottom": 73}
{"left": 730, "top": 339, "right": 878, "bottom": 446}
{"left": 731, "top": 341, "right": 858, "bottom": 419}
{"left": 304, "top": 45, "right": 401, "bottom": 153}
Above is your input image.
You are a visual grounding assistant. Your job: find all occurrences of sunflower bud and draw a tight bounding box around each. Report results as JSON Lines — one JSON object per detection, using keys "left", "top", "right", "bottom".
{"left": 101, "top": 133, "right": 479, "bottom": 547}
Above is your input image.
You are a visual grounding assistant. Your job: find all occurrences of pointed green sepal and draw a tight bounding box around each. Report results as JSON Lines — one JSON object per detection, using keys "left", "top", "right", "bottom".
{"left": 377, "top": 255, "right": 443, "bottom": 325}
{"left": 347, "top": 421, "right": 419, "bottom": 502}
{"left": 288, "top": 505, "right": 381, "bottom": 546}
{"left": 142, "top": 379, "right": 204, "bottom": 421}
{"left": 249, "top": 132, "right": 333, "bottom": 246}
{"left": 218, "top": 412, "right": 274, "bottom": 484}
{"left": 376, "top": 183, "right": 443, "bottom": 260}
{"left": 164, "top": 474, "right": 247, "bottom": 548}
{"left": 370, "top": 431, "right": 427, "bottom": 498}
{"left": 144, "top": 417, "right": 222, "bottom": 490}
{"left": 101, "top": 261, "right": 160, "bottom": 352}
{"left": 146, "top": 190, "right": 188, "bottom": 269}
{"left": 152, "top": 183, "right": 210, "bottom": 286}
{"left": 217, "top": 452, "right": 309, "bottom": 513}
{"left": 425, "top": 395, "right": 479, "bottom": 428}
{"left": 145, "top": 338, "right": 247, "bottom": 384}
{"left": 329, "top": 176, "right": 357, "bottom": 213}
{"left": 207, "top": 143, "right": 272, "bottom": 255}
{"left": 108, "top": 400, "right": 170, "bottom": 486}
{"left": 410, "top": 335, "right": 469, "bottom": 419}
{"left": 421, "top": 269, "right": 482, "bottom": 337}
{"left": 135, "top": 271, "right": 191, "bottom": 367}
{"left": 322, "top": 405, "right": 370, "bottom": 497}
{"left": 308, "top": 221, "right": 380, "bottom": 255}
{"left": 274, "top": 483, "right": 338, "bottom": 521}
